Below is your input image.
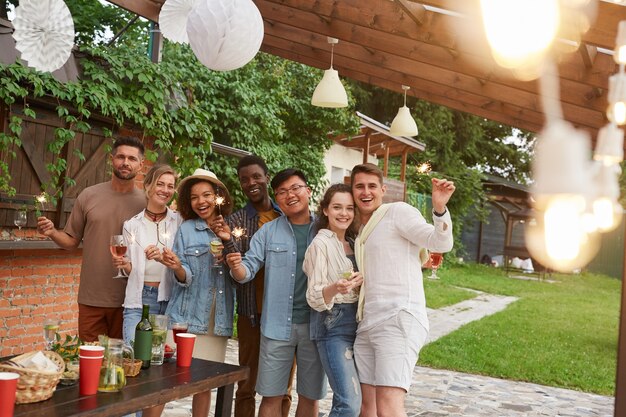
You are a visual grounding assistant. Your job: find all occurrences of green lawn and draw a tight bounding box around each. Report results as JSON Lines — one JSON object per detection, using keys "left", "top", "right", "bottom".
{"left": 420, "top": 263, "right": 620, "bottom": 396}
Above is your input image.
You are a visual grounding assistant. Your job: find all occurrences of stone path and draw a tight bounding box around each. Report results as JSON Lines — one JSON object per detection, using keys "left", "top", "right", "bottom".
{"left": 425, "top": 291, "right": 518, "bottom": 344}
{"left": 162, "top": 291, "right": 615, "bottom": 417}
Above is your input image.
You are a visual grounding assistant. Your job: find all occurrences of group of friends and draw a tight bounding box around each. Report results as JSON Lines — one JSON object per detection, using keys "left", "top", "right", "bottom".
{"left": 36, "top": 136, "right": 455, "bottom": 417}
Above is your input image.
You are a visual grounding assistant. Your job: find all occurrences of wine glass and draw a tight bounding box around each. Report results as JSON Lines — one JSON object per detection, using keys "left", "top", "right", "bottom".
{"left": 209, "top": 237, "right": 224, "bottom": 267}
{"left": 110, "top": 235, "right": 127, "bottom": 279}
{"left": 428, "top": 252, "right": 443, "bottom": 280}
{"left": 43, "top": 319, "right": 59, "bottom": 350}
{"left": 14, "top": 209, "right": 27, "bottom": 241}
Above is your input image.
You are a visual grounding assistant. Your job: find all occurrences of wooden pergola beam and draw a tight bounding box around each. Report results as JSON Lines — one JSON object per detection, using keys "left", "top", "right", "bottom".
{"left": 105, "top": 0, "right": 160, "bottom": 22}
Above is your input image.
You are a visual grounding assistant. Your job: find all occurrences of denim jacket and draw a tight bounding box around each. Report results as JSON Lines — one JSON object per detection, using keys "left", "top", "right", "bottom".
{"left": 236, "top": 214, "right": 316, "bottom": 341}
{"left": 165, "top": 218, "right": 235, "bottom": 336}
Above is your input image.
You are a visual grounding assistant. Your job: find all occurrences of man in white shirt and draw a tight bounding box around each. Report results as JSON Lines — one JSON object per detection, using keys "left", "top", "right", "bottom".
{"left": 350, "top": 163, "right": 455, "bottom": 417}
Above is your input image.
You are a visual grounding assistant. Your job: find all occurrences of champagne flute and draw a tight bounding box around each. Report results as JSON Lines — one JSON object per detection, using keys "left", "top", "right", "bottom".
{"left": 429, "top": 252, "right": 443, "bottom": 280}
{"left": 110, "top": 235, "right": 127, "bottom": 279}
{"left": 14, "top": 209, "right": 27, "bottom": 241}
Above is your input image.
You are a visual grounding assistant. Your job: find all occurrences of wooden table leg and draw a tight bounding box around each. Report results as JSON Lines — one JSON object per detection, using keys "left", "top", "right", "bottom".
{"left": 214, "top": 383, "right": 235, "bottom": 417}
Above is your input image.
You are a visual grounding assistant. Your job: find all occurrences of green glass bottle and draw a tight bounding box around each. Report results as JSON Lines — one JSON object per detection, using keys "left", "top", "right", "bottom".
{"left": 134, "top": 304, "right": 153, "bottom": 369}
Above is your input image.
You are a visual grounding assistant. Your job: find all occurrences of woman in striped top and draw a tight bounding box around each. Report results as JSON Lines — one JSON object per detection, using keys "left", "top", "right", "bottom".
{"left": 303, "top": 183, "right": 364, "bottom": 417}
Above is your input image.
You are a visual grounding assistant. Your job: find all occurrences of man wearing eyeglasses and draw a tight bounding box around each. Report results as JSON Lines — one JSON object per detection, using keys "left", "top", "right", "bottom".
{"left": 225, "top": 155, "right": 295, "bottom": 417}
{"left": 227, "top": 168, "right": 326, "bottom": 417}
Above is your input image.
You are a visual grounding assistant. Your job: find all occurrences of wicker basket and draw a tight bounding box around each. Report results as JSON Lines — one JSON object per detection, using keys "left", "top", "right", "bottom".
{"left": 0, "top": 351, "right": 64, "bottom": 404}
{"left": 123, "top": 358, "right": 142, "bottom": 377}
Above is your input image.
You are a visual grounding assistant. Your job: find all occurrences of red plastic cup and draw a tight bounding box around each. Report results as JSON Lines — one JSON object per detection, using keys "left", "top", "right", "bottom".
{"left": 79, "top": 345, "right": 105, "bottom": 357}
{"left": 0, "top": 372, "right": 20, "bottom": 417}
{"left": 79, "top": 355, "right": 103, "bottom": 396}
{"left": 176, "top": 333, "right": 196, "bottom": 367}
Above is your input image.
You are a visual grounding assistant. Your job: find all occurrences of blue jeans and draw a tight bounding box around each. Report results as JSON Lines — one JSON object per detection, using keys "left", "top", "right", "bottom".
{"left": 312, "top": 303, "right": 361, "bottom": 417}
{"left": 123, "top": 285, "right": 168, "bottom": 345}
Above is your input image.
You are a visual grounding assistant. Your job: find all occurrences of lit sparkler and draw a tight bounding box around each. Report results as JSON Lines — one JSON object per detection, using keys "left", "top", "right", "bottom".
{"left": 35, "top": 193, "right": 47, "bottom": 217}
{"left": 416, "top": 162, "right": 432, "bottom": 174}
{"left": 215, "top": 195, "right": 225, "bottom": 216}
{"left": 231, "top": 226, "right": 247, "bottom": 243}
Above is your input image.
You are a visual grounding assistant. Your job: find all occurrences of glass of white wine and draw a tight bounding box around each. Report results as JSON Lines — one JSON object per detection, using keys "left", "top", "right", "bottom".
{"left": 14, "top": 209, "right": 27, "bottom": 241}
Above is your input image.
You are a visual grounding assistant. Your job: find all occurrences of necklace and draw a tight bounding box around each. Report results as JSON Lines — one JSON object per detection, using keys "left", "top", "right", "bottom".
{"left": 145, "top": 208, "right": 167, "bottom": 222}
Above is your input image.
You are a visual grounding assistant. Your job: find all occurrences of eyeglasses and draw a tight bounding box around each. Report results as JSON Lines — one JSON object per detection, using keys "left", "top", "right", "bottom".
{"left": 274, "top": 184, "right": 307, "bottom": 200}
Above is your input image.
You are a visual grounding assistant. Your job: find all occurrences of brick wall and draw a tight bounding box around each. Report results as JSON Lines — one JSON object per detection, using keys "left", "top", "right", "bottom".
{"left": 0, "top": 248, "right": 82, "bottom": 357}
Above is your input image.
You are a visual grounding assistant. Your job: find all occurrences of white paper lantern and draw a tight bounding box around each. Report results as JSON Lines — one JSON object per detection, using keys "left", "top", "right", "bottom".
{"left": 12, "top": 0, "right": 75, "bottom": 73}
{"left": 159, "top": 0, "right": 199, "bottom": 44}
{"left": 186, "top": 0, "right": 264, "bottom": 71}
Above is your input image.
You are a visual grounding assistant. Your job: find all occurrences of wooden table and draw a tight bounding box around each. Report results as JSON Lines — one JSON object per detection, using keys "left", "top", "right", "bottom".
{"left": 13, "top": 358, "right": 249, "bottom": 417}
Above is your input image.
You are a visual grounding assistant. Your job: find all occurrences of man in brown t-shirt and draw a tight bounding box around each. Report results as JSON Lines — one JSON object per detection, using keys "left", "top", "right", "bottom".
{"left": 37, "top": 137, "right": 146, "bottom": 341}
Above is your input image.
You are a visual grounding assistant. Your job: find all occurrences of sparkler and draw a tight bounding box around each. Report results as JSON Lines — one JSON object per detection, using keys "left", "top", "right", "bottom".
{"left": 35, "top": 193, "right": 47, "bottom": 217}
{"left": 231, "top": 226, "right": 247, "bottom": 243}
{"left": 123, "top": 226, "right": 144, "bottom": 250}
{"left": 215, "top": 195, "right": 225, "bottom": 216}
{"left": 416, "top": 162, "right": 432, "bottom": 174}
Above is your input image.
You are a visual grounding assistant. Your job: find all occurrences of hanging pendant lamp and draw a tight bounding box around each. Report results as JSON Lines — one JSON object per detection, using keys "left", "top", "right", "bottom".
{"left": 389, "top": 85, "right": 418, "bottom": 137}
{"left": 311, "top": 37, "right": 348, "bottom": 108}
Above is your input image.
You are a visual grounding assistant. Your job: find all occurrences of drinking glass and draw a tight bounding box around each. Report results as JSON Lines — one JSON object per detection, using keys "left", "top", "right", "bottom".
{"left": 149, "top": 314, "right": 169, "bottom": 366}
{"left": 209, "top": 237, "right": 224, "bottom": 267}
{"left": 110, "top": 235, "right": 127, "bottom": 279}
{"left": 340, "top": 269, "right": 353, "bottom": 280}
{"left": 429, "top": 253, "right": 443, "bottom": 280}
{"left": 171, "top": 322, "right": 189, "bottom": 345}
{"left": 43, "top": 319, "right": 59, "bottom": 350}
{"left": 13, "top": 210, "right": 27, "bottom": 241}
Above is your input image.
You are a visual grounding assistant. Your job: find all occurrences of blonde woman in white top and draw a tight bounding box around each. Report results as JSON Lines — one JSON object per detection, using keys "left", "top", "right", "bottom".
{"left": 112, "top": 164, "right": 182, "bottom": 344}
{"left": 303, "top": 183, "right": 364, "bottom": 417}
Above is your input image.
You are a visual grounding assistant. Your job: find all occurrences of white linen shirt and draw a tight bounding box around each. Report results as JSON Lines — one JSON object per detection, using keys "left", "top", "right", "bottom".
{"left": 122, "top": 208, "right": 183, "bottom": 309}
{"left": 303, "top": 229, "right": 359, "bottom": 312}
{"left": 357, "top": 202, "right": 453, "bottom": 334}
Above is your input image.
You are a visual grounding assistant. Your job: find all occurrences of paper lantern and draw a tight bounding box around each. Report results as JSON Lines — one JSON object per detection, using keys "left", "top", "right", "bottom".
{"left": 12, "top": 0, "right": 75, "bottom": 73}
{"left": 186, "top": 0, "right": 264, "bottom": 71}
{"left": 159, "top": 0, "right": 199, "bottom": 44}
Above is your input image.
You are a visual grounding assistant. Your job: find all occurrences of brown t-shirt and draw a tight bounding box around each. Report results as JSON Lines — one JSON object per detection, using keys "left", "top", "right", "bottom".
{"left": 64, "top": 182, "right": 146, "bottom": 307}
{"left": 253, "top": 209, "right": 281, "bottom": 313}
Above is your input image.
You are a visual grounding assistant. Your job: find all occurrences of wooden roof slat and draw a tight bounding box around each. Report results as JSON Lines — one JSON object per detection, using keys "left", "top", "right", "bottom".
{"left": 262, "top": 31, "right": 605, "bottom": 133}
{"left": 261, "top": 43, "right": 547, "bottom": 133}
{"left": 413, "top": 0, "right": 626, "bottom": 51}
{"left": 261, "top": 16, "right": 607, "bottom": 120}
{"left": 262, "top": 0, "right": 615, "bottom": 89}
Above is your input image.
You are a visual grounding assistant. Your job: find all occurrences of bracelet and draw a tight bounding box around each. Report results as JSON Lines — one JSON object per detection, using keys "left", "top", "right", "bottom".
{"left": 433, "top": 208, "right": 447, "bottom": 217}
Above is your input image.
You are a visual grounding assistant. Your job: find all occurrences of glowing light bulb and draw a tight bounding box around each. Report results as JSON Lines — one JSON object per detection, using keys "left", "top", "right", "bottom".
{"left": 593, "top": 198, "right": 622, "bottom": 232}
{"left": 543, "top": 196, "right": 585, "bottom": 261}
{"left": 615, "top": 21, "right": 626, "bottom": 64}
{"left": 480, "top": 0, "right": 559, "bottom": 69}
{"left": 608, "top": 73, "right": 626, "bottom": 126}
{"left": 591, "top": 163, "right": 623, "bottom": 232}
{"left": 526, "top": 120, "right": 600, "bottom": 272}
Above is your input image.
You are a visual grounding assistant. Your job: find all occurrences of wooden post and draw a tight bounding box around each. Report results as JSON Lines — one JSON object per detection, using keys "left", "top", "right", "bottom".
{"left": 383, "top": 142, "right": 390, "bottom": 177}
{"left": 615, "top": 225, "right": 626, "bottom": 416}
{"left": 362, "top": 129, "right": 371, "bottom": 164}
{"left": 400, "top": 147, "right": 409, "bottom": 182}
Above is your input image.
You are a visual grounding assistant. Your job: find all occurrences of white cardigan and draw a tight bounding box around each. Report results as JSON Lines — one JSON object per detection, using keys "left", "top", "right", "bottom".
{"left": 122, "top": 208, "right": 182, "bottom": 309}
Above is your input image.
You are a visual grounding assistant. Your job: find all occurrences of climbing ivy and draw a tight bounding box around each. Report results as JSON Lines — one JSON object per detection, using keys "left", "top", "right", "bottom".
{"left": 0, "top": 42, "right": 359, "bottom": 206}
